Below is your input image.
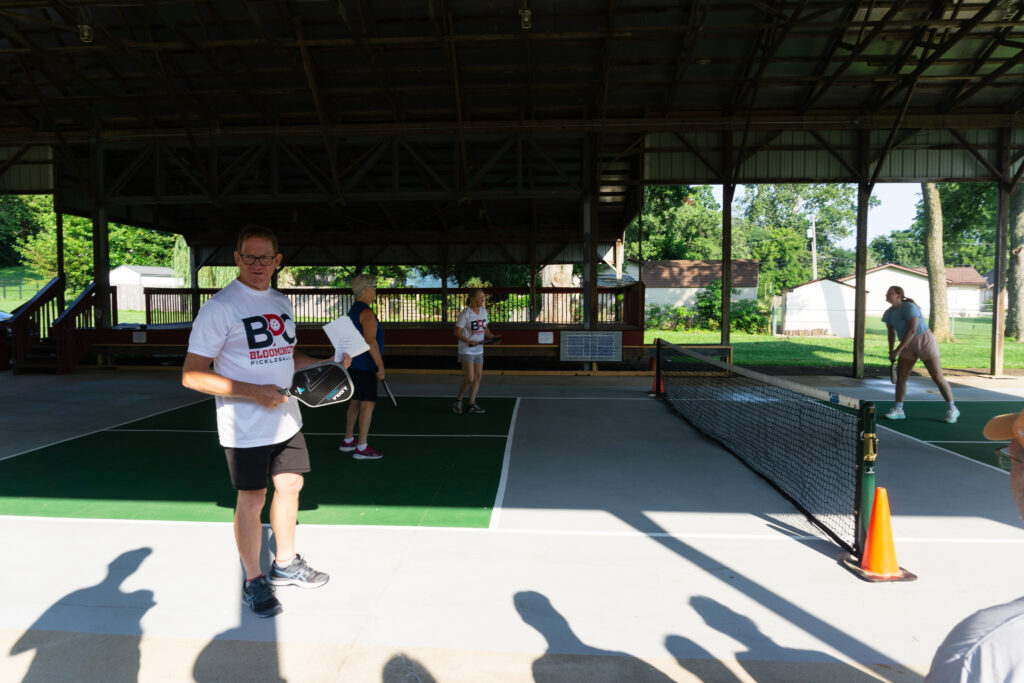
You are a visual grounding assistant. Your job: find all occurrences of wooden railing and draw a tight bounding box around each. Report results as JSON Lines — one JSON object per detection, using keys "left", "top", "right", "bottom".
{"left": 3, "top": 275, "right": 65, "bottom": 370}
{"left": 143, "top": 283, "right": 645, "bottom": 328}
{"left": 52, "top": 284, "right": 118, "bottom": 373}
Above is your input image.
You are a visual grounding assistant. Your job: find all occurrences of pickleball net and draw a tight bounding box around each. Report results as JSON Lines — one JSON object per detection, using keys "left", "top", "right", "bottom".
{"left": 654, "top": 339, "right": 877, "bottom": 555}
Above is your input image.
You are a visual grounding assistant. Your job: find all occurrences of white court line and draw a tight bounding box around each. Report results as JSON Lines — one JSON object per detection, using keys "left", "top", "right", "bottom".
{"left": 488, "top": 397, "right": 520, "bottom": 530}
{"left": 878, "top": 425, "right": 1008, "bottom": 474}
{"left": 930, "top": 440, "right": 1011, "bottom": 444}
{"left": 110, "top": 429, "right": 507, "bottom": 438}
{"left": 0, "top": 396, "right": 210, "bottom": 462}
{"left": 5, "top": 514, "right": 1024, "bottom": 545}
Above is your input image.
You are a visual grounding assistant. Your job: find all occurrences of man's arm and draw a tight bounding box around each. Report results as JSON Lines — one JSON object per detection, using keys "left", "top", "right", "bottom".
{"left": 182, "top": 352, "right": 287, "bottom": 409}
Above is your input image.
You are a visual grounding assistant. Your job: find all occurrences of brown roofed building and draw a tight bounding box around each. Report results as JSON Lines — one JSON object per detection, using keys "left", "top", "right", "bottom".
{"left": 641, "top": 260, "right": 760, "bottom": 308}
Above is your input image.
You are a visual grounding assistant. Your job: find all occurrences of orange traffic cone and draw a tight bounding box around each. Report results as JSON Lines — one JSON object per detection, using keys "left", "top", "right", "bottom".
{"left": 648, "top": 360, "right": 663, "bottom": 396}
{"left": 840, "top": 487, "right": 916, "bottom": 582}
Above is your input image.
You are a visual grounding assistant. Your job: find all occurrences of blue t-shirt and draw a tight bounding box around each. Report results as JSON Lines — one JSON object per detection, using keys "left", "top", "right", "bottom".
{"left": 882, "top": 300, "right": 928, "bottom": 341}
{"left": 347, "top": 300, "right": 384, "bottom": 372}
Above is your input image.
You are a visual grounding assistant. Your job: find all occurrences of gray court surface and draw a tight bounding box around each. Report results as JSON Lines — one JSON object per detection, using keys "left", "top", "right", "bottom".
{"left": 2, "top": 367, "right": 1024, "bottom": 682}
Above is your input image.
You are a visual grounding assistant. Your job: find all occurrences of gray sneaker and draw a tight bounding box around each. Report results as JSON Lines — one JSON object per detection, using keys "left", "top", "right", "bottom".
{"left": 268, "top": 554, "right": 329, "bottom": 589}
{"left": 467, "top": 403, "right": 486, "bottom": 414}
{"left": 453, "top": 400, "right": 464, "bottom": 414}
{"left": 242, "top": 576, "right": 283, "bottom": 618}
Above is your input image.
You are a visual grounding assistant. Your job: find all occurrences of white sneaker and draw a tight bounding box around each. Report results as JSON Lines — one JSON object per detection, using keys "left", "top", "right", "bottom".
{"left": 884, "top": 408, "right": 906, "bottom": 420}
{"left": 945, "top": 406, "right": 960, "bottom": 424}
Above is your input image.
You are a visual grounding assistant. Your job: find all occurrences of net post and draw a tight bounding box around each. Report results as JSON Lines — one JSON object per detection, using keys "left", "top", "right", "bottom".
{"left": 855, "top": 401, "right": 877, "bottom": 557}
{"left": 655, "top": 338, "right": 663, "bottom": 398}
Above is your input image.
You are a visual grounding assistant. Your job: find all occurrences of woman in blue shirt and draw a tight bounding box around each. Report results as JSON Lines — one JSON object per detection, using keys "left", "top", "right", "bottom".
{"left": 882, "top": 285, "right": 958, "bottom": 423}
{"left": 337, "top": 273, "right": 386, "bottom": 459}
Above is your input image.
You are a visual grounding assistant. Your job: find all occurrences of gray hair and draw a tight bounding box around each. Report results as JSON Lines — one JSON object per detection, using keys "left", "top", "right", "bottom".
{"left": 351, "top": 273, "right": 376, "bottom": 297}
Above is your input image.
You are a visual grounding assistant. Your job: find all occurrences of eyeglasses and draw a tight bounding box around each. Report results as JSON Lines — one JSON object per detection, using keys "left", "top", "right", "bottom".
{"left": 996, "top": 446, "right": 1024, "bottom": 470}
{"left": 239, "top": 254, "right": 276, "bottom": 266}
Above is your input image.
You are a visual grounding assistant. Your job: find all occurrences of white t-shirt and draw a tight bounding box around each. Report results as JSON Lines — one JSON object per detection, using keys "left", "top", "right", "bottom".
{"left": 926, "top": 595, "right": 1024, "bottom": 682}
{"left": 455, "top": 305, "right": 488, "bottom": 356}
{"left": 187, "top": 279, "right": 303, "bottom": 448}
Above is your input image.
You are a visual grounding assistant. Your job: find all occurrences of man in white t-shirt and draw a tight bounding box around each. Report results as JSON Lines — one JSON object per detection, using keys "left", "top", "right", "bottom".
{"left": 182, "top": 224, "right": 347, "bottom": 618}
{"left": 925, "top": 411, "right": 1024, "bottom": 681}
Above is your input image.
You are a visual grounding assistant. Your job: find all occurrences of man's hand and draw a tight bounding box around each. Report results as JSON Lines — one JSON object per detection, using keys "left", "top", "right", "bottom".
{"left": 339, "top": 352, "right": 352, "bottom": 368}
{"left": 249, "top": 384, "right": 289, "bottom": 409}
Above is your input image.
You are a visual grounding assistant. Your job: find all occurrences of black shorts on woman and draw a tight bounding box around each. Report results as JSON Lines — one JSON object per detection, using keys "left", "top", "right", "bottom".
{"left": 349, "top": 367, "right": 378, "bottom": 401}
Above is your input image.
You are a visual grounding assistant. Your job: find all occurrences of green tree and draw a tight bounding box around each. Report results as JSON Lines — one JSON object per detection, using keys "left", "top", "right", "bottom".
{"left": 0, "top": 195, "right": 49, "bottom": 267}
{"left": 871, "top": 183, "right": 996, "bottom": 273}
{"left": 624, "top": 185, "right": 722, "bottom": 261}
{"left": 735, "top": 183, "right": 867, "bottom": 283}
{"left": 743, "top": 224, "right": 815, "bottom": 296}
{"left": 15, "top": 197, "right": 176, "bottom": 291}
{"left": 869, "top": 230, "right": 925, "bottom": 266}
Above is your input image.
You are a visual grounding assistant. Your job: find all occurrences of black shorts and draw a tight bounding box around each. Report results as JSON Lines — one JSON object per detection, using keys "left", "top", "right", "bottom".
{"left": 350, "top": 367, "right": 378, "bottom": 402}
{"left": 224, "top": 431, "right": 311, "bottom": 491}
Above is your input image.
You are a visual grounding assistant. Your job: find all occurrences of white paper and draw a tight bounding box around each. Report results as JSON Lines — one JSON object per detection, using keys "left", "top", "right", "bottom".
{"left": 324, "top": 315, "right": 370, "bottom": 360}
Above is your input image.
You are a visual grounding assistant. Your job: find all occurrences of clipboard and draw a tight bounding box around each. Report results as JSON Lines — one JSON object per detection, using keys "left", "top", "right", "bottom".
{"left": 324, "top": 315, "right": 370, "bottom": 359}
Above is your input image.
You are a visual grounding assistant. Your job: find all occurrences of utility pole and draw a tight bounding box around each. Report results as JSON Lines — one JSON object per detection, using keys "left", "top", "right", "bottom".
{"left": 807, "top": 215, "right": 818, "bottom": 280}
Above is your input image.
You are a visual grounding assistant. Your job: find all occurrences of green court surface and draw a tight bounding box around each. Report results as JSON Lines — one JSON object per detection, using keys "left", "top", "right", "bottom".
{"left": 874, "top": 399, "right": 1020, "bottom": 472}
{"left": 0, "top": 396, "right": 514, "bottom": 527}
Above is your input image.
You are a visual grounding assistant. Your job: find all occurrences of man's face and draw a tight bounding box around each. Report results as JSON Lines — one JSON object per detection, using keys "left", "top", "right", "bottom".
{"left": 234, "top": 236, "right": 281, "bottom": 290}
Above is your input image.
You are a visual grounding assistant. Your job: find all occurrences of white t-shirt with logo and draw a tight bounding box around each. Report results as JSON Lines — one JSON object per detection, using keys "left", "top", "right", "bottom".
{"left": 187, "top": 279, "right": 302, "bottom": 448}
{"left": 455, "top": 305, "right": 488, "bottom": 356}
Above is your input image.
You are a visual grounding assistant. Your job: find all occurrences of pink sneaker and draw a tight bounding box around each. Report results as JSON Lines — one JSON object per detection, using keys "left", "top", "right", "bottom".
{"left": 352, "top": 445, "right": 383, "bottom": 460}
{"left": 338, "top": 437, "right": 357, "bottom": 452}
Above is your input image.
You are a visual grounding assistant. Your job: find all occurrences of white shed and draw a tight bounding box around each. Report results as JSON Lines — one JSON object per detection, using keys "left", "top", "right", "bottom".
{"left": 109, "top": 265, "right": 183, "bottom": 310}
{"left": 778, "top": 279, "right": 858, "bottom": 337}
{"left": 837, "top": 264, "right": 988, "bottom": 317}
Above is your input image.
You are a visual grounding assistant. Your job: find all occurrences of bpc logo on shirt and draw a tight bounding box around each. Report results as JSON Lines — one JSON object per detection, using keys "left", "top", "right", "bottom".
{"left": 242, "top": 313, "right": 296, "bottom": 349}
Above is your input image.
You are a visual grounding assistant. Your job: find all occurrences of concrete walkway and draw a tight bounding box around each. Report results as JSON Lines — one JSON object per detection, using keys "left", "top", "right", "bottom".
{"left": 2, "top": 367, "right": 1023, "bottom": 682}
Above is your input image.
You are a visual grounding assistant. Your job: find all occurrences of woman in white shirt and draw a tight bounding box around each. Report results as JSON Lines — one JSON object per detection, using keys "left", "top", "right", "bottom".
{"left": 452, "top": 289, "right": 499, "bottom": 414}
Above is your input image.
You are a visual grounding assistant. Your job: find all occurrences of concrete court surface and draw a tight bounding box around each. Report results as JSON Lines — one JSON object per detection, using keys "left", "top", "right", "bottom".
{"left": 1, "top": 367, "right": 1024, "bottom": 682}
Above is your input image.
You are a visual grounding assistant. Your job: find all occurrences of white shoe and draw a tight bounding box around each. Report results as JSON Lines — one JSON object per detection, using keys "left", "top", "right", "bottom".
{"left": 884, "top": 408, "right": 906, "bottom": 420}
{"left": 945, "top": 406, "right": 960, "bottom": 424}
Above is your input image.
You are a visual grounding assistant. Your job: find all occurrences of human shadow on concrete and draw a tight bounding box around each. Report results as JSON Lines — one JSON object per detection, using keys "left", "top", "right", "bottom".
{"left": 514, "top": 590, "right": 674, "bottom": 682}
{"left": 614, "top": 508, "right": 920, "bottom": 680}
{"left": 194, "top": 527, "right": 283, "bottom": 683}
{"left": 382, "top": 652, "right": 437, "bottom": 682}
{"left": 667, "top": 596, "right": 883, "bottom": 682}
{"left": 10, "top": 547, "right": 155, "bottom": 683}
{"left": 663, "top": 634, "right": 743, "bottom": 683}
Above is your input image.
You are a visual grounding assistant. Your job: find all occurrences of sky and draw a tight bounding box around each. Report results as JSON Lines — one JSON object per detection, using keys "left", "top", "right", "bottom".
{"left": 710, "top": 183, "right": 923, "bottom": 250}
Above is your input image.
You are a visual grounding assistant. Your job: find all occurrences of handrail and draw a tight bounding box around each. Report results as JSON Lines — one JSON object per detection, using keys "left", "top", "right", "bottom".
{"left": 142, "top": 282, "right": 646, "bottom": 328}
{"left": 2, "top": 275, "right": 64, "bottom": 370}
{"left": 52, "top": 283, "right": 118, "bottom": 373}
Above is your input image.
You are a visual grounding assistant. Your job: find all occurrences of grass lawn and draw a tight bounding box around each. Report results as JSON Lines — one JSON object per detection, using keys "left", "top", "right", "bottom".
{"left": 645, "top": 317, "right": 1024, "bottom": 371}
{"left": 0, "top": 265, "right": 49, "bottom": 313}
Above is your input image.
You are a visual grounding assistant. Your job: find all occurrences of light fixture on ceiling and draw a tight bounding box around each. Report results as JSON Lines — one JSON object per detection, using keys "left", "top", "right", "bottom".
{"left": 78, "top": 6, "right": 93, "bottom": 43}
{"left": 519, "top": 1, "right": 531, "bottom": 30}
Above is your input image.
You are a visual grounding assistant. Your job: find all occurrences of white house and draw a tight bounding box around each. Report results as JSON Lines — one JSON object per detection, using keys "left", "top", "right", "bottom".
{"left": 778, "top": 263, "right": 989, "bottom": 337}
{"left": 837, "top": 264, "right": 988, "bottom": 317}
{"left": 641, "top": 260, "right": 759, "bottom": 308}
{"left": 109, "top": 265, "right": 183, "bottom": 310}
{"left": 778, "top": 278, "right": 858, "bottom": 336}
